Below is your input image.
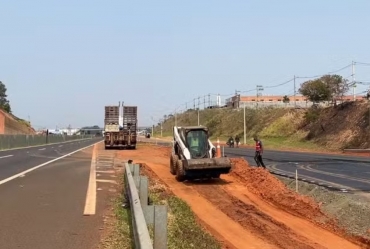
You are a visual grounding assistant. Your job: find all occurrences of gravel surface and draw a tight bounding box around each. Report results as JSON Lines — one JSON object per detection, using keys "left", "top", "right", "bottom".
{"left": 276, "top": 175, "right": 370, "bottom": 239}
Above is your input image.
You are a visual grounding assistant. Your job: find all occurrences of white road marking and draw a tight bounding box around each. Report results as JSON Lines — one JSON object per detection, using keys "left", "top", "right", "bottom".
{"left": 58, "top": 145, "right": 63, "bottom": 147}
{"left": 96, "top": 179, "right": 117, "bottom": 184}
{"left": 96, "top": 170, "right": 115, "bottom": 173}
{"left": 0, "top": 138, "right": 94, "bottom": 152}
{"left": 39, "top": 148, "right": 46, "bottom": 151}
{"left": 0, "top": 155, "right": 13, "bottom": 159}
{"left": 0, "top": 141, "right": 102, "bottom": 186}
{"left": 83, "top": 145, "right": 97, "bottom": 216}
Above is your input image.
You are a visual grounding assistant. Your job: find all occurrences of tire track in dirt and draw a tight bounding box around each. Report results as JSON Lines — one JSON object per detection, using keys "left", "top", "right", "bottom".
{"left": 192, "top": 183, "right": 323, "bottom": 249}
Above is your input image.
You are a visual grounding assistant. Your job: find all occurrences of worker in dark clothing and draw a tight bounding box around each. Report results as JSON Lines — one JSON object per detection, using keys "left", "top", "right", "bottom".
{"left": 227, "top": 136, "right": 234, "bottom": 148}
{"left": 254, "top": 137, "right": 266, "bottom": 168}
{"left": 235, "top": 135, "right": 240, "bottom": 148}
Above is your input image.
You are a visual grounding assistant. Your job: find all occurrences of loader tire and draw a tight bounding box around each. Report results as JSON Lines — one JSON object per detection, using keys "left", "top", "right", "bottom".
{"left": 175, "top": 160, "right": 185, "bottom": 182}
{"left": 170, "top": 154, "right": 177, "bottom": 175}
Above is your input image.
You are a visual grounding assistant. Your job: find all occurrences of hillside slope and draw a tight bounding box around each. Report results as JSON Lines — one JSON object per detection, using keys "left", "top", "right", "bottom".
{"left": 0, "top": 109, "right": 35, "bottom": 134}
{"left": 156, "top": 100, "right": 370, "bottom": 150}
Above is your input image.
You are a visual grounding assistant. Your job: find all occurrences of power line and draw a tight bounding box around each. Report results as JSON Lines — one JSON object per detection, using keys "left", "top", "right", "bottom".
{"left": 354, "top": 61, "right": 370, "bottom": 66}
{"left": 170, "top": 60, "right": 370, "bottom": 116}
{"left": 296, "top": 64, "right": 352, "bottom": 79}
{"left": 264, "top": 78, "right": 294, "bottom": 89}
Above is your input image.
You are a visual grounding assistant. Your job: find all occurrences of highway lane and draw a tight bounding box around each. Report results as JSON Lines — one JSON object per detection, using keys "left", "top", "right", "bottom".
{"left": 0, "top": 140, "right": 118, "bottom": 249}
{"left": 0, "top": 138, "right": 103, "bottom": 182}
{"left": 224, "top": 147, "right": 370, "bottom": 192}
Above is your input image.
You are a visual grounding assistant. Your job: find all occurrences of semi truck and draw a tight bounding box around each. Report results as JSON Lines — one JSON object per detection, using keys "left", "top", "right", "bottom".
{"left": 104, "top": 102, "right": 138, "bottom": 150}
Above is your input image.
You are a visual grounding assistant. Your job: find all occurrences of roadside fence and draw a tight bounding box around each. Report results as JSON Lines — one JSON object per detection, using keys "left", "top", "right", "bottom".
{"left": 0, "top": 134, "right": 94, "bottom": 151}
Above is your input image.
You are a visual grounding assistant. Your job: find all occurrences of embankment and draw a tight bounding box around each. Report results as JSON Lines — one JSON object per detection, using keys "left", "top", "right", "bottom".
{"left": 0, "top": 109, "right": 35, "bottom": 134}
{"left": 156, "top": 100, "right": 370, "bottom": 150}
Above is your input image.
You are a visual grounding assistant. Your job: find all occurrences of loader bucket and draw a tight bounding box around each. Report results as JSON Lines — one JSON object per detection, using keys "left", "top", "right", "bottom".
{"left": 183, "top": 157, "right": 232, "bottom": 172}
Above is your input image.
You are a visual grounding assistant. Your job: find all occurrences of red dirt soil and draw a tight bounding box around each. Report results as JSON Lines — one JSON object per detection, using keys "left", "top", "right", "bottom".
{"left": 118, "top": 143, "right": 370, "bottom": 249}
{"left": 229, "top": 158, "right": 326, "bottom": 220}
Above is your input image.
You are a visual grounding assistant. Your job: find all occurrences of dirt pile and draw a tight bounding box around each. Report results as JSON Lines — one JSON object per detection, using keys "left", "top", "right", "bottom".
{"left": 229, "top": 158, "right": 327, "bottom": 221}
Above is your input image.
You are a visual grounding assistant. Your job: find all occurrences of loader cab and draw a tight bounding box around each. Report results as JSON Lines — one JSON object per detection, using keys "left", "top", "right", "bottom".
{"left": 182, "top": 127, "right": 210, "bottom": 159}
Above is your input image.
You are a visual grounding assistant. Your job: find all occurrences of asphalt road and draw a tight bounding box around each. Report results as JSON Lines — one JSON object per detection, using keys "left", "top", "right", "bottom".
{"left": 0, "top": 138, "right": 102, "bottom": 182}
{"left": 224, "top": 147, "right": 370, "bottom": 193}
{"left": 0, "top": 138, "right": 118, "bottom": 249}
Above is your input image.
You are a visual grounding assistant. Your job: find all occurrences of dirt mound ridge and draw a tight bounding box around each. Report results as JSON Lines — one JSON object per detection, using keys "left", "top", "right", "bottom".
{"left": 229, "top": 158, "right": 327, "bottom": 220}
{"left": 229, "top": 157, "right": 370, "bottom": 247}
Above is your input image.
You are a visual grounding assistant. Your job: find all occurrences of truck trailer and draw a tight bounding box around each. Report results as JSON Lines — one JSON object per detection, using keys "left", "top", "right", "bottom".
{"left": 104, "top": 103, "right": 138, "bottom": 150}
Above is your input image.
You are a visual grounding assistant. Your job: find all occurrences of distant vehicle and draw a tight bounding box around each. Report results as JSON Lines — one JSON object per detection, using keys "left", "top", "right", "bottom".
{"left": 104, "top": 103, "right": 138, "bottom": 150}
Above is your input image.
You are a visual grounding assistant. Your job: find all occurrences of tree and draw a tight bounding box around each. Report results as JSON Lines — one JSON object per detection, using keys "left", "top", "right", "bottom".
{"left": 282, "top": 95, "right": 290, "bottom": 106}
{"left": 0, "top": 81, "right": 11, "bottom": 113}
{"left": 299, "top": 79, "right": 331, "bottom": 103}
{"left": 320, "top": 74, "right": 349, "bottom": 106}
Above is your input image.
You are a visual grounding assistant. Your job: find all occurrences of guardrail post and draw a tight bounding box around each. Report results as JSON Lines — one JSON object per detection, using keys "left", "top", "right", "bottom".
{"left": 154, "top": 205, "right": 167, "bottom": 249}
{"left": 125, "top": 163, "right": 168, "bottom": 249}
{"left": 139, "top": 176, "right": 148, "bottom": 208}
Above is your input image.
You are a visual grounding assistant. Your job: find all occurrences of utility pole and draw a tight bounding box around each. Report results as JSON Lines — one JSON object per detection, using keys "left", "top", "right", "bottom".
{"left": 352, "top": 61, "right": 356, "bottom": 101}
{"left": 294, "top": 75, "right": 296, "bottom": 108}
{"left": 160, "top": 119, "right": 163, "bottom": 137}
{"left": 208, "top": 94, "right": 211, "bottom": 107}
{"left": 175, "top": 111, "right": 177, "bottom": 127}
{"left": 235, "top": 90, "right": 241, "bottom": 109}
{"left": 151, "top": 116, "right": 154, "bottom": 137}
{"left": 203, "top": 95, "right": 206, "bottom": 109}
{"left": 198, "top": 96, "right": 200, "bottom": 126}
{"left": 243, "top": 102, "right": 246, "bottom": 144}
{"left": 256, "top": 85, "right": 264, "bottom": 109}
{"left": 193, "top": 98, "right": 196, "bottom": 110}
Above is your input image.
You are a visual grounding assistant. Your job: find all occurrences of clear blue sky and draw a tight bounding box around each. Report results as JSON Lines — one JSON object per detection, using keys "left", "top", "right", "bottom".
{"left": 1, "top": 0, "right": 370, "bottom": 128}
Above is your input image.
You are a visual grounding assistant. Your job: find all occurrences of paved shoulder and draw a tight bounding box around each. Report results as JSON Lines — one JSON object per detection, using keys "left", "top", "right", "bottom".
{"left": 0, "top": 141, "right": 119, "bottom": 249}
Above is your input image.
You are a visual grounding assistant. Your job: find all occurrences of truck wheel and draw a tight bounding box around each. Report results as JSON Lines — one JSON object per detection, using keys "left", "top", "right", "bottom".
{"left": 170, "top": 154, "right": 177, "bottom": 175}
{"left": 175, "top": 160, "right": 185, "bottom": 182}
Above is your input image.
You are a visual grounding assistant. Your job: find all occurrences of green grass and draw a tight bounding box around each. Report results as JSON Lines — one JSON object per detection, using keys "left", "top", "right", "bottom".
{"left": 100, "top": 168, "right": 221, "bottom": 249}
{"left": 149, "top": 192, "right": 221, "bottom": 249}
{"left": 243, "top": 136, "right": 329, "bottom": 152}
{"left": 99, "top": 176, "right": 133, "bottom": 249}
{"left": 153, "top": 107, "right": 345, "bottom": 152}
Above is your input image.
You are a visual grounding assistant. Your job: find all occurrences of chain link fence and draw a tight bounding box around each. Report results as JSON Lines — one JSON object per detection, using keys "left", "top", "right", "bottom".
{"left": 0, "top": 134, "right": 93, "bottom": 151}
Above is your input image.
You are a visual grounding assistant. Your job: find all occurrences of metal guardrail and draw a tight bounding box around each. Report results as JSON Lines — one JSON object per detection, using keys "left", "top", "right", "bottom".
{"left": 124, "top": 163, "right": 168, "bottom": 249}
{"left": 0, "top": 134, "right": 93, "bottom": 151}
{"left": 343, "top": 148, "right": 370, "bottom": 153}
